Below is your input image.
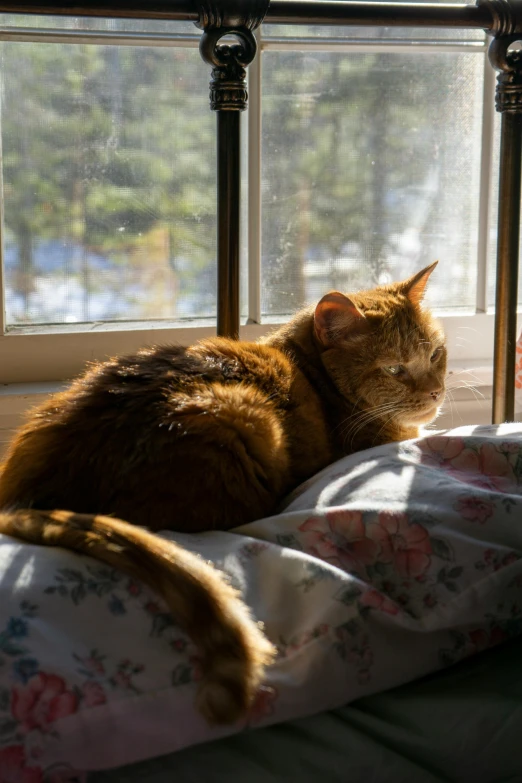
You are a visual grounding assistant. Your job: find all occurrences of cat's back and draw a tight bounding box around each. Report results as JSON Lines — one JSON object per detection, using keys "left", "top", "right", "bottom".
{"left": 7, "top": 338, "right": 294, "bottom": 432}
{"left": 0, "top": 338, "right": 299, "bottom": 530}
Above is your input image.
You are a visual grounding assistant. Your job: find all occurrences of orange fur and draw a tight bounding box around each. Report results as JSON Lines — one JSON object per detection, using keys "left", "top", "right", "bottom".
{"left": 0, "top": 263, "right": 446, "bottom": 723}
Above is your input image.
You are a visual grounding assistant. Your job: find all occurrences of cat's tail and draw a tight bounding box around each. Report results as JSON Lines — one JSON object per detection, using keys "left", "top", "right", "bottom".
{"left": 0, "top": 508, "right": 276, "bottom": 724}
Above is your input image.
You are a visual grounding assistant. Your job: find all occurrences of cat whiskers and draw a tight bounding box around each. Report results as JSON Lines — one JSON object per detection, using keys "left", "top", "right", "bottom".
{"left": 330, "top": 393, "right": 366, "bottom": 438}
{"left": 441, "top": 372, "right": 487, "bottom": 426}
{"left": 339, "top": 400, "right": 398, "bottom": 436}
{"left": 447, "top": 367, "right": 483, "bottom": 382}
{"left": 372, "top": 408, "right": 405, "bottom": 446}
{"left": 440, "top": 388, "right": 459, "bottom": 426}
{"left": 340, "top": 402, "right": 404, "bottom": 451}
{"left": 445, "top": 376, "right": 486, "bottom": 403}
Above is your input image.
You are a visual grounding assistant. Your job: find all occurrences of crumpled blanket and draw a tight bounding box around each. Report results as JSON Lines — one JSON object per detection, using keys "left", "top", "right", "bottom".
{"left": 1, "top": 423, "right": 522, "bottom": 778}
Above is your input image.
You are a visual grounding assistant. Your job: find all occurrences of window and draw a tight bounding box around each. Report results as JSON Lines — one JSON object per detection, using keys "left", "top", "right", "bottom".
{"left": 0, "top": 8, "right": 507, "bottom": 407}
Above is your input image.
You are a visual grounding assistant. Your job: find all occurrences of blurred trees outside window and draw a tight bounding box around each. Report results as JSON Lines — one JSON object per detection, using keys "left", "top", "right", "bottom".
{"left": 0, "top": 11, "right": 494, "bottom": 327}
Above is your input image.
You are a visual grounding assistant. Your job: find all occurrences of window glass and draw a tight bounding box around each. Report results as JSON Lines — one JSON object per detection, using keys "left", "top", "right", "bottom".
{"left": 261, "top": 51, "right": 484, "bottom": 317}
{"left": 2, "top": 43, "right": 217, "bottom": 326}
{"left": 263, "top": 25, "right": 485, "bottom": 42}
{"left": 0, "top": 14, "right": 197, "bottom": 34}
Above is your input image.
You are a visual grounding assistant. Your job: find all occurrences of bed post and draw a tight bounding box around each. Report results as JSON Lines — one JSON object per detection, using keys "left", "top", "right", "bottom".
{"left": 196, "top": 1, "right": 269, "bottom": 339}
{"left": 481, "top": 0, "right": 522, "bottom": 423}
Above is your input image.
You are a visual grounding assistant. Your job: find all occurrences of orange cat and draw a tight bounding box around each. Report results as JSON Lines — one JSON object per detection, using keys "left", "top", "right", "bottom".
{"left": 0, "top": 262, "right": 446, "bottom": 723}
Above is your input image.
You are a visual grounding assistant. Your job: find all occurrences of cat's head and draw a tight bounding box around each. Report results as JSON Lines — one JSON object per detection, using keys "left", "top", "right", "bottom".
{"left": 314, "top": 262, "right": 446, "bottom": 430}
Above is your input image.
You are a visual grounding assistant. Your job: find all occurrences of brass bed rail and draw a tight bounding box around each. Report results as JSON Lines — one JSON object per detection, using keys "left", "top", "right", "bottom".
{"left": 0, "top": 0, "right": 520, "bottom": 423}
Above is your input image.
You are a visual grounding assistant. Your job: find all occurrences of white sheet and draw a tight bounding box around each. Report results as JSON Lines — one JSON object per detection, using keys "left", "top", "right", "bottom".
{"left": 1, "top": 424, "right": 522, "bottom": 777}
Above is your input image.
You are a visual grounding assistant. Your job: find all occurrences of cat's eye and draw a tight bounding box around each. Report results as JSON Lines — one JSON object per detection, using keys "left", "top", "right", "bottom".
{"left": 385, "top": 365, "right": 403, "bottom": 376}
{"left": 431, "top": 348, "right": 443, "bottom": 362}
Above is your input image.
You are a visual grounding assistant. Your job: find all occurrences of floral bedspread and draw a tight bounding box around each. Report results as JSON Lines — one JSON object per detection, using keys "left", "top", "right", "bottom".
{"left": 1, "top": 423, "right": 522, "bottom": 779}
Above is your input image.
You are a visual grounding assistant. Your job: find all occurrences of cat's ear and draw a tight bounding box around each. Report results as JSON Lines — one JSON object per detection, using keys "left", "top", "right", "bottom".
{"left": 314, "top": 291, "right": 367, "bottom": 347}
{"left": 401, "top": 261, "right": 438, "bottom": 306}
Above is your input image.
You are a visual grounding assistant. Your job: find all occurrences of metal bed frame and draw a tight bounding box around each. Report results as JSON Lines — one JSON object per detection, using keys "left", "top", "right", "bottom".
{"left": 0, "top": 0, "right": 520, "bottom": 423}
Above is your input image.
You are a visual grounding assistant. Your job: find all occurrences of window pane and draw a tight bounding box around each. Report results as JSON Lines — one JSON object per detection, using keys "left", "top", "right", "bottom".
{"left": 0, "top": 14, "right": 197, "bottom": 34}
{"left": 2, "top": 43, "right": 217, "bottom": 327}
{"left": 261, "top": 51, "right": 484, "bottom": 317}
{"left": 262, "top": 25, "right": 485, "bottom": 42}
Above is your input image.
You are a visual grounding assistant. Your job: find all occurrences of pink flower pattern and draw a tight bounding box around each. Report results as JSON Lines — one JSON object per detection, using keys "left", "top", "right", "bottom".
{"left": 440, "top": 612, "right": 520, "bottom": 668}
{"left": 299, "top": 509, "right": 380, "bottom": 574}
{"left": 360, "top": 589, "right": 399, "bottom": 615}
{"left": 0, "top": 600, "right": 149, "bottom": 778}
{"left": 335, "top": 628, "right": 374, "bottom": 685}
{"left": 366, "top": 512, "right": 432, "bottom": 578}
{"left": 299, "top": 509, "right": 433, "bottom": 580}
{"left": 455, "top": 496, "right": 494, "bottom": 524}
{"left": 419, "top": 438, "right": 518, "bottom": 493}
{"left": 476, "top": 548, "right": 519, "bottom": 573}
{"left": 247, "top": 686, "right": 278, "bottom": 725}
{"left": 419, "top": 436, "right": 465, "bottom": 466}
{"left": 278, "top": 624, "right": 330, "bottom": 657}
{"left": 0, "top": 745, "right": 42, "bottom": 783}
{"left": 11, "top": 673, "right": 78, "bottom": 734}
{"left": 468, "top": 626, "right": 507, "bottom": 654}
{"left": 81, "top": 681, "right": 106, "bottom": 708}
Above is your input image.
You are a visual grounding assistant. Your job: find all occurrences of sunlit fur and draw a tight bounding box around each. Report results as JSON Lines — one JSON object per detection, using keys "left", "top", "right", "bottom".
{"left": 0, "top": 263, "right": 445, "bottom": 724}
{"left": 317, "top": 277, "right": 446, "bottom": 449}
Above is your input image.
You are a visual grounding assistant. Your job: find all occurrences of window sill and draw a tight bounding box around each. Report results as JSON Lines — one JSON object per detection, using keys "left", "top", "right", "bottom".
{"left": 0, "top": 311, "right": 502, "bottom": 384}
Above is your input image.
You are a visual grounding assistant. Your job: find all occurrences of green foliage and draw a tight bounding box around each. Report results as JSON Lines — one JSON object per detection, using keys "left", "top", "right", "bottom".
{"left": 2, "top": 41, "right": 216, "bottom": 322}
{"left": 1, "top": 36, "right": 482, "bottom": 323}
{"left": 261, "top": 49, "right": 479, "bottom": 314}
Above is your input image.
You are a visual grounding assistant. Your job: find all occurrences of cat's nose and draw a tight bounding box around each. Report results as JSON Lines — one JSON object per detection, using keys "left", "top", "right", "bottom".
{"left": 430, "top": 389, "right": 443, "bottom": 401}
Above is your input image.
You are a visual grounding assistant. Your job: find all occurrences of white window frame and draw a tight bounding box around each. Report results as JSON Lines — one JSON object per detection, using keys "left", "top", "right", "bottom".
{"left": 0, "top": 23, "right": 506, "bottom": 428}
